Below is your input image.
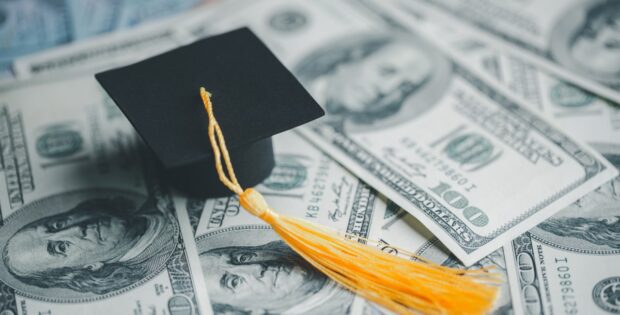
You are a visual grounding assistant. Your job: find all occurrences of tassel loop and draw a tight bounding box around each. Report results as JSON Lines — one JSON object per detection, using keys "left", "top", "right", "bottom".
{"left": 200, "top": 87, "right": 243, "bottom": 195}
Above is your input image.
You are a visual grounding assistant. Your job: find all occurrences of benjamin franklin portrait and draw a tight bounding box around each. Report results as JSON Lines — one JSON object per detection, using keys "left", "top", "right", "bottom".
{"left": 531, "top": 146, "right": 620, "bottom": 254}
{"left": 550, "top": 0, "right": 620, "bottom": 86}
{"left": 0, "top": 190, "right": 178, "bottom": 301}
{"left": 198, "top": 226, "right": 353, "bottom": 314}
{"left": 295, "top": 33, "right": 451, "bottom": 132}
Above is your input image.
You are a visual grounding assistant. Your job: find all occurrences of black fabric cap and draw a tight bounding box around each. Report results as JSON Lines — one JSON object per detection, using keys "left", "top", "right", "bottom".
{"left": 95, "top": 27, "right": 324, "bottom": 197}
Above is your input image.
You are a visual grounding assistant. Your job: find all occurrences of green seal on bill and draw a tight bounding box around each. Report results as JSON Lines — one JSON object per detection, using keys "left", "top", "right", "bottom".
{"left": 592, "top": 277, "right": 620, "bottom": 314}
{"left": 262, "top": 155, "right": 308, "bottom": 191}
{"left": 36, "top": 124, "right": 83, "bottom": 159}
{"left": 549, "top": 82, "right": 594, "bottom": 108}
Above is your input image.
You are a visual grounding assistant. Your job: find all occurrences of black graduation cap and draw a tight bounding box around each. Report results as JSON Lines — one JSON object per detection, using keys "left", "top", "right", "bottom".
{"left": 95, "top": 27, "right": 324, "bottom": 197}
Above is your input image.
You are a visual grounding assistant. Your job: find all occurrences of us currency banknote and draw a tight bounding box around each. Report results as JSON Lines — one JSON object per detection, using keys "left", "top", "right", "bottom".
{"left": 371, "top": 208, "right": 514, "bottom": 315}
{"left": 394, "top": 0, "right": 620, "bottom": 105}
{"left": 12, "top": 22, "right": 187, "bottom": 80}
{"left": 504, "top": 143, "right": 620, "bottom": 315}
{"left": 0, "top": 75, "right": 212, "bottom": 315}
{"left": 65, "top": 0, "right": 122, "bottom": 41}
{"left": 458, "top": 43, "right": 620, "bottom": 146}
{"left": 389, "top": 3, "right": 620, "bottom": 146}
{"left": 178, "top": 0, "right": 617, "bottom": 265}
{"left": 0, "top": 0, "right": 208, "bottom": 76}
{"left": 175, "top": 131, "right": 387, "bottom": 315}
{"left": 0, "top": 0, "right": 71, "bottom": 75}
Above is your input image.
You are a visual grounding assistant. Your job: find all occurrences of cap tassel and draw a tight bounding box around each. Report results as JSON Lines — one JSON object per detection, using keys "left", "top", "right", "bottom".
{"left": 200, "top": 87, "right": 500, "bottom": 314}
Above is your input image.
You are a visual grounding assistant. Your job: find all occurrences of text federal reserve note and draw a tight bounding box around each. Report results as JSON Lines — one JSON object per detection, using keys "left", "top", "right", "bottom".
{"left": 395, "top": 0, "right": 620, "bottom": 105}
{"left": 176, "top": 131, "right": 388, "bottom": 314}
{"left": 178, "top": 0, "right": 617, "bottom": 265}
{"left": 0, "top": 75, "right": 212, "bottom": 315}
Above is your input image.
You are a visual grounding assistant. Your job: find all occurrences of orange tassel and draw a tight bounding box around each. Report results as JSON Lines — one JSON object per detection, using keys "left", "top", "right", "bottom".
{"left": 200, "top": 87, "right": 500, "bottom": 314}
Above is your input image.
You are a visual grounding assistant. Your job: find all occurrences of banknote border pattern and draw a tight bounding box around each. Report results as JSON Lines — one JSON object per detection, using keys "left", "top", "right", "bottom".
{"left": 196, "top": 224, "right": 272, "bottom": 243}
{"left": 530, "top": 233, "right": 620, "bottom": 256}
{"left": 142, "top": 151, "right": 200, "bottom": 314}
{"left": 510, "top": 233, "right": 544, "bottom": 313}
{"left": 345, "top": 182, "right": 377, "bottom": 239}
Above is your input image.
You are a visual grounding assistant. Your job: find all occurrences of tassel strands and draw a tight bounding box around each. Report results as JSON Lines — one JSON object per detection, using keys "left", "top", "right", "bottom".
{"left": 200, "top": 87, "right": 500, "bottom": 314}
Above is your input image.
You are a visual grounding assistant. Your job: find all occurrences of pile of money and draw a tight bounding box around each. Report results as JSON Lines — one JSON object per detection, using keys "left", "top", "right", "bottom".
{"left": 1, "top": 0, "right": 618, "bottom": 314}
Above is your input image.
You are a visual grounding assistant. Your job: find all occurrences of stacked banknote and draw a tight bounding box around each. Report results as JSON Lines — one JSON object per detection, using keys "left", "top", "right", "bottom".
{"left": 0, "top": 0, "right": 213, "bottom": 79}
{"left": 1, "top": 0, "right": 619, "bottom": 314}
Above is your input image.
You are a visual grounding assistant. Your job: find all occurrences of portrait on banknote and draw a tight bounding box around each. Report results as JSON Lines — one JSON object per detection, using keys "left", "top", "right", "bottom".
{"left": 198, "top": 226, "right": 354, "bottom": 315}
{"left": 530, "top": 146, "right": 620, "bottom": 254}
{"left": 550, "top": 0, "right": 620, "bottom": 86}
{"left": 0, "top": 189, "right": 179, "bottom": 301}
{"left": 295, "top": 33, "right": 451, "bottom": 132}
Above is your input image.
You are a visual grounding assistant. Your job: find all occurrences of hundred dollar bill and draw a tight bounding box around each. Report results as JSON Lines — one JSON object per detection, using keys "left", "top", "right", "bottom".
{"left": 13, "top": 22, "right": 186, "bottom": 79}
{"left": 0, "top": 76, "right": 212, "bottom": 315}
{"left": 504, "top": 143, "right": 620, "bottom": 315}
{"left": 178, "top": 0, "right": 617, "bottom": 265}
{"left": 65, "top": 0, "right": 122, "bottom": 40}
{"left": 393, "top": 0, "right": 620, "bottom": 105}
{"left": 368, "top": 208, "right": 514, "bottom": 315}
{"left": 0, "top": 0, "right": 72, "bottom": 73}
{"left": 456, "top": 42, "right": 620, "bottom": 146}
{"left": 175, "top": 131, "right": 386, "bottom": 315}
{"left": 389, "top": 3, "right": 620, "bottom": 146}
{"left": 114, "top": 0, "right": 209, "bottom": 29}
{"left": 0, "top": 0, "right": 209, "bottom": 75}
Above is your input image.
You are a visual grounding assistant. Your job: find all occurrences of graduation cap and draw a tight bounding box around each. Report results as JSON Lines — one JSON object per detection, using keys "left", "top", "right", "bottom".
{"left": 95, "top": 27, "right": 324, "bottom": 197}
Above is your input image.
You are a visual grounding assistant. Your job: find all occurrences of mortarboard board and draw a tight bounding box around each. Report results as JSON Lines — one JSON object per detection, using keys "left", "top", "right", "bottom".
{"left": 95, "top": 27, "right": 324, "bottom": 197}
